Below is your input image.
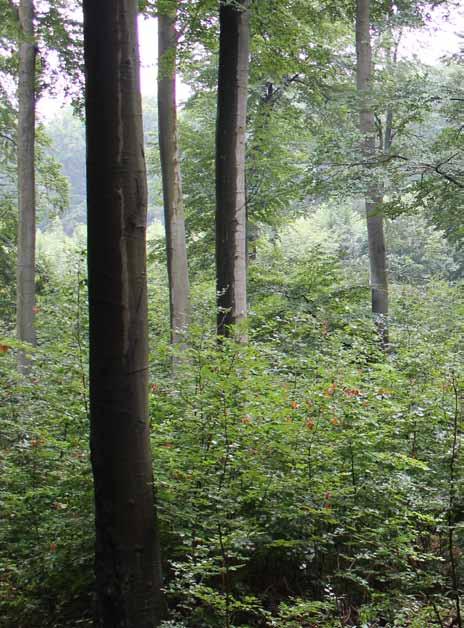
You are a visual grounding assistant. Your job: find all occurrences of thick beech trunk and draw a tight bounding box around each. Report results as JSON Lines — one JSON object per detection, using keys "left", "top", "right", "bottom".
{"left": 16, "top": 0, "right": 36, "bottom": 370}
{"left": 83, "top": 1, "right": 163, "bottom": 626}
{"left": 215, "top": 0, "right": 250, "bottom": 338}
{"left": 158, "top": 2, "right": 190, "bottom": 345}
{"left": 356, "top": 0, "right": 389, "bottom": 346}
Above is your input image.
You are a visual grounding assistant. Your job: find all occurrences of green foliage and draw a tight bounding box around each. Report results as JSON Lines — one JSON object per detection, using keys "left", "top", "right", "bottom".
{"left": 0, "top": 99, "right": 17, "bottom": 321}
{"left": 0, "top": 0, "right": 84, "bottom": 111}
{"left": 2, "top": 2, "right": 464, "bottom": 627}
{"left": 2, "top": 214, "right": 464, "bottom": 627}
{"left": 0, "top": 243, "right": 93, "bottom": 628}
{"left": 389, "top": 65, "right": 464, "bottom": 244}
{"left": 35, "top": 0, "right": 84, "bottom": 108}
{"left": 146, "top": 268, "right": 464, "bottom": 626}
{"left": 0, "top": 192, "right": 16, "bottom": 321}
{"left": 44, "top": 108, "right": 86, "bottom": 232}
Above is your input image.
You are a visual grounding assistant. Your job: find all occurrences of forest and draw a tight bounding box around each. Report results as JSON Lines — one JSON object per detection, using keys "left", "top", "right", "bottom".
{"left": 1, "top": 0, "right": 464, "bottom": 627}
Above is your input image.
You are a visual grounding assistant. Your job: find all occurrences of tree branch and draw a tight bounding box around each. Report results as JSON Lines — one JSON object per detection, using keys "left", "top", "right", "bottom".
{"left": 0, "top": 133, "right": 16, "bottom": 147}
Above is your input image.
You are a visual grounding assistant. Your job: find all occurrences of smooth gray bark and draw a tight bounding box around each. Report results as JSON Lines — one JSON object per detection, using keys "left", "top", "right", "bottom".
{"left": 356, "top": 0, "right": 389, "bottom": 347}
{"left": 83, "top": 1, "right": 164, "bottom": 625}
{"left": 216, "top": 0, "right": 250, "bottom": 339}
{"left": 158, "top": 2, "right": 190, "bottom": 345}
{"left": 16, "top": 0, "right": 36, "bottom": 370}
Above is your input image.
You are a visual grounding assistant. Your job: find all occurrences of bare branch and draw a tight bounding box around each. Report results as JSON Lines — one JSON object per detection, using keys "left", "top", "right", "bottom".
{"left": 0, "top": 133, "right": 16, "bottom": 147}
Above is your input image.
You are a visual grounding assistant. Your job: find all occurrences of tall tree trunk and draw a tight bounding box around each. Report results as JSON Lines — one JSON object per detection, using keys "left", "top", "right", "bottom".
{"left": 215, "top": 0, "right": 250, "bottom": 339}
{"left": 246, "top": 82, "right": 275, "bottom": 263}
{"left": 158, "top": 1, "right": 190, "bottom": 345}
{"left": 83, "top": 1, "right": 164, "bottom": 626}
{"left": 356, "top": 0, "right": 389, "bottom": 347}
{"left": 16, "top": 0, "right": 36, "bottom": 371}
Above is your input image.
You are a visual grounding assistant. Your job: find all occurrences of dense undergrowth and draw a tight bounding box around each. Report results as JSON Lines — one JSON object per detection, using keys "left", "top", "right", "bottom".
{"left": 1, "top": 228, "right": 464, "bottom": 627}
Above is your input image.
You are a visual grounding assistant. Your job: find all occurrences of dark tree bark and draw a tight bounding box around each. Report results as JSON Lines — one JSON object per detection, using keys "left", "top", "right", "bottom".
{"left": 16, "top": 0, "right": 36, "bottom": 370}
{"left": 215, "top": 0, "right": 250, "bottom": 338}
{"left": 83, "top": 1, "right": 163, "bottom": 626}
{"left": 158, "top": 1, "right": 190, "bottom": 346}
{"left": 356, "top": 0, "right": 389, "bottom": 347}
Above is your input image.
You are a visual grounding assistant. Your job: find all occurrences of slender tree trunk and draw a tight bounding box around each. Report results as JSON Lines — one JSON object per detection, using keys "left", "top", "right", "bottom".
{"left": 383, "top": 11, "right": 399, "bottom": 156}
{"left": 158, "top": 1, "right": 190, "bottom": 345}
{"left": 216, "top": 0, "right": 250, "bottom": 339}
{"left": 16, "top": 0, "right": 36, "bottom": 370}
{"left": 246, "top": 82, "right": 276, "bottom": 263}
{"left": 83, "top": 1, "right": 164, "bottom": 626}
{"left": 356, "top": 0, "right": 389, "bottom": 347}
